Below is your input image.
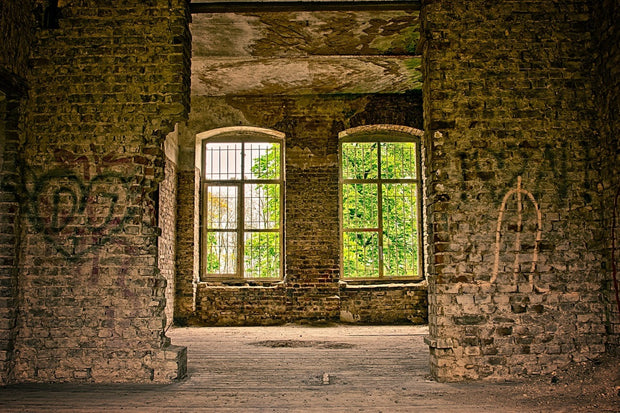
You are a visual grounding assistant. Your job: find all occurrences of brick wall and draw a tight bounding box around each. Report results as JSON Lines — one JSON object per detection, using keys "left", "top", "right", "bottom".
{"left": 174, "top": 168, "right": 199, "bottom": 324}
{"left": 158, "top": 131, "right": 178, "bottom": 329}
{"left": 195, "top": 283, "right": 427, "bottom": 326}
{"left": 593, "top": 0, "right": 620, "bottom": 353}
{"left": 0, "top": 89, "right": 24, "bottom": 385}
{"left": 8, "top": 0, "right": 190, "bottom": 383}
{"left": 421, "top": 0, "right": 609, "bottom": 381}
{"left": 340, "top": 283, "right": 427, "bottom": 324}
{"left": 0, "top": 0, "right": 36, "bottom": 386}
{"left": 179, "top": 93, "right": 428, "bottom": 325}
{"left": 0, "top": 0, "right": 36, "bottom": 79}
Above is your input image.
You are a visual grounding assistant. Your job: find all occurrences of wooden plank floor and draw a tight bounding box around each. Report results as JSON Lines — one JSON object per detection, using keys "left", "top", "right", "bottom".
{"left": 0, "top": 325, "right": 617, "bottom": 412}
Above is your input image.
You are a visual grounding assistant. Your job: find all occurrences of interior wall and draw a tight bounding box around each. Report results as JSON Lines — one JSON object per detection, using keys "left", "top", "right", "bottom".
{"left": 7, "top": 0, "right": 191, "bottom": 383}
{"left": 0, "top": 0, "right": 36, "bottom": 79}
{"left": 0, "top": 88, "right": 23, "bottom": 385}
{"left": 177, "top": 92, "right": 428, "bottom": 326}
{"left": 159, "top": 128, "right": 179, "bottom": 329}
{"left": 0, "top": 0, "right": 35, "bottom": 386}
{"left": 593, "top": 0, "right": 620, "bottom": 353}
{"left": 421, "top": 0, "right": 612, "bottom": 381}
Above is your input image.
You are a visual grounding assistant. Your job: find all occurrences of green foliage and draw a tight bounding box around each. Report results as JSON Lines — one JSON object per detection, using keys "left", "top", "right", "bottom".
{"left": 342, "top": 140, "right": 419, "bottom": 278}
{"left": 244, "top": 144, "right": 281, "bottom": 278}
{"left": 244, "top": 232, "right": 279, "bottom": 278}
{"left": 205, "top": 192, "right": 235, "bottom": 274}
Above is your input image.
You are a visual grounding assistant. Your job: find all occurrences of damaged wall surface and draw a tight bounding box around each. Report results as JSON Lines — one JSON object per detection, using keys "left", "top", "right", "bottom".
{"left": 421, "top": 0, "right": 618, "bottom": 381}
{"left": 180, "top": 94, "right": 427, "bottom": 326}
{"left": 176, "top": 7, "right": 428, "bottom": 326}
{"left": 1, "top": 0, "right": 191, "bottom": 383}
{"left": 0, "top": 0, "right": 617, "bottom": 385}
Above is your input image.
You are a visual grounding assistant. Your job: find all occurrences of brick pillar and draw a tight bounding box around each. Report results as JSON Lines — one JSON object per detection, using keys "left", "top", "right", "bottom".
{"left": 422, "top": 0, "right": 606, "bottom": 381}
{"left": 9, "top": 0, "right": 191, "bottom": 383}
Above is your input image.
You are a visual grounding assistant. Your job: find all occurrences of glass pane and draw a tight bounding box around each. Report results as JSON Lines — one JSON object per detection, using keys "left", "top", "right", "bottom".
{"left": 245, "top": 142, "right": 280, "bottom": 180}
{"left": 205, "top": 186, "right": 237, "bottom": 229}
{"left": 342, "top": 183, "right": 378, "bottom": 229}
{"left": 382, "top": 183, "right": 418, "bottom": 277}
{"left": 244, "top": 184, "right": 280, "bottom": 230}
{"left": 381, "top": 142, "right": 416, "bottom": 179}
{"left": 244, "top": 232, "right": 280, "bottom": 278}
{"left": 342, "top": 232, "right": 379, "bottom": 278}
{"left": 205, "top": 231, "right": 237, "bottom": 275}
{"left": 204, "top": 143, "right": 242, "bottom": 180}
{"left": 342, "top": 142, "right": 378, "bottom": 180}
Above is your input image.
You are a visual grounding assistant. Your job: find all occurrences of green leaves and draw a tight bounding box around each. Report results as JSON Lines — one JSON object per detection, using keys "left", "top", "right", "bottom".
{"left": 342, "top": 139, "right": 419, "bottom": 278}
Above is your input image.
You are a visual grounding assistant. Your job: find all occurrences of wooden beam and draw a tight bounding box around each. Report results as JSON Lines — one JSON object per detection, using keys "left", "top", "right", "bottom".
{"left": 190, "top": 1, "right": 420, "bottom": 13}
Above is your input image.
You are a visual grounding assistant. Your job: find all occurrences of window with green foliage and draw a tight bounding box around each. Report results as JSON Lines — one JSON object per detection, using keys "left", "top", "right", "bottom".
{"left": 202, "top": 136, "right": 283, "bottom": 280}
{"left": 340, "top": 130, "right": 422, "bottom": 279}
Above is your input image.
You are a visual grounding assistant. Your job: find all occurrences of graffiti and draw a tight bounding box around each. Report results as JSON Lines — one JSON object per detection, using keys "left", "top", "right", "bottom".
{"left": 491, "top": 176, "right": 544, "bottom": 291}
{"left": 21, "top": 151, "right": 138, "bottom": 260}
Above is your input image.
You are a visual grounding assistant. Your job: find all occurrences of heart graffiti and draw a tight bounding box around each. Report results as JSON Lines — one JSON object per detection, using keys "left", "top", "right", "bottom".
{"left": 25, "top": 168, "right": 134, "bottom": 259}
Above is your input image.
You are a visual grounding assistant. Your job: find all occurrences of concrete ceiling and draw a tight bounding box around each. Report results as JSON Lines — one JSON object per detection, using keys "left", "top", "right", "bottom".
{"left": 190, "top": 4, "right": 421, "bottom": 96}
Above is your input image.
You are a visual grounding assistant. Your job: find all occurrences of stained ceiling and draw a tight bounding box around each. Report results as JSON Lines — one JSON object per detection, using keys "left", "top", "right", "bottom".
{"left": 190, "top": 1, "right": 422, "bottom": 96}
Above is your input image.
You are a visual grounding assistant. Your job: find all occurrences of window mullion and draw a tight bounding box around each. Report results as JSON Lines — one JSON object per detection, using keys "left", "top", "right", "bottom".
{"left": 238, "top": 142, "right": 245, "bottom": 279}
{"left": 377, "top": 141, "right": 384, "bottom": 278}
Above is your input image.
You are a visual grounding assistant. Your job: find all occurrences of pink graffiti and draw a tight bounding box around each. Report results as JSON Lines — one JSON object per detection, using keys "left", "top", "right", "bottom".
{"left": 491, "top": 176, "right": 544, "bottom": 291}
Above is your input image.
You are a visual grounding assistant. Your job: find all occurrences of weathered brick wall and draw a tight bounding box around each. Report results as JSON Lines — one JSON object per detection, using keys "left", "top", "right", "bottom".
{"left": 174, "top": 168, "right": 199, "bottom": 324}
{"left": 340, "top": 283, "right": 427, "bottom": 324}
{"left": 180, "top": 93, "right": 427, "bottom": 325}
{"left": 195, "top": 283, "right": 427, "bottom": 326}
{"left": 421, "top": 0, "right": 607, "bottom": 381}
{"left": 159, "top": 131, "right": 179, "bottom": 329}
{"left": 0, "top": 91, "right": 25, "bottom": 385}
{"left": 0, "top": 0, "right": 36, "bottom": 386}
{"left": 9, "top": 0, "right": 190, "bottom": 383}
{"left": 195, "top": 284, "right": 288, "bottom": 326}
{"left": 593, "top": 0, "right": 620, "bottom": 353}
{"left": 0, "top": 0, "right": 36, "bottom": 79}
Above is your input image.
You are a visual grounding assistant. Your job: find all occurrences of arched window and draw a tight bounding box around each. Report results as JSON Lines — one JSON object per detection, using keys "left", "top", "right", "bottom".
{"left": 339, "top": 125, "right": 423, "bottom": 280}
{"left": 198, "top": 127, "right": 284, "bottom": 280}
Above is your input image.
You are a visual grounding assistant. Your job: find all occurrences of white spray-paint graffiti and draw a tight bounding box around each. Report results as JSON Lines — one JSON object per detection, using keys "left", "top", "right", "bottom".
{"left": 491, "top": 176, "right": 544, "bottom": 290}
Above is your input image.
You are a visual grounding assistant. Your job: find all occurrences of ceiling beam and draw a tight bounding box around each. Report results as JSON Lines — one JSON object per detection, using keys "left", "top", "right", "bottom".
{"left": 190, "top": 1, "right": 420, "bottom": 13}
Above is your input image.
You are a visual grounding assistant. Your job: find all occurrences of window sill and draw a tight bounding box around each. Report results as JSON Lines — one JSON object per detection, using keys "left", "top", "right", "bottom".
{"left": 199, "top": 279, "right": 283, "bottom": 288}
{"left": 339, "top": 277, "right": 426, "bottom": 287}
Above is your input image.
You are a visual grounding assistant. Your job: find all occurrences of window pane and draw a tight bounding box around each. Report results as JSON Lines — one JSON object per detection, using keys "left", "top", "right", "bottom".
{"left": 381, "top": 142, "right": 416, "bottom": 179}
{"left": 205, "top": 231, "right": 237, "bottom": 275}
{"left": 245, "top": 142, "right": 280, "bottom": 180}
{"left": 244, "top": 184, "right": 280, "bottom": 230}
{"left": 382, "top": 183, "right": 418, "bottom": 277}
{"left": 244, "top": 232, "right": 280, "bottom": 278}
{"left": 342, "top": 183, "right": 378, "bottom": 229}
{"left": 205, "top": 186, "right": 237, "bottom": 229}
{"left": 342, "top": 232, "right": 379, "bottom": 278}
{"left": 342, "top": 142, "right": 378, "bottom": 180}
{"left": 204, "top": 143, "right": 242, "bottom": 180}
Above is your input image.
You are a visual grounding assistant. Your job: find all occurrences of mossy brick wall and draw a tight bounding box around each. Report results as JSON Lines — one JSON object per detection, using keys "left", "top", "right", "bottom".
{"left": 593, "top": 0, "right": 620, "bottom": 353}
{"left": 9, "top": 0, "right": 190, "bottom": 383}
{"left": 421, "top": 0, "right": 609, "bottom": 381}
{"left": 178, "top": 93, "right": 428, "bottom": 326}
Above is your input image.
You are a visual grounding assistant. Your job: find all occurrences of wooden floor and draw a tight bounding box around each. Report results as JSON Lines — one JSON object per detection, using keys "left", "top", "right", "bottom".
{"left": 0, "top": 325, "right": 617, "bottom": 412}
